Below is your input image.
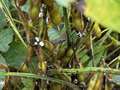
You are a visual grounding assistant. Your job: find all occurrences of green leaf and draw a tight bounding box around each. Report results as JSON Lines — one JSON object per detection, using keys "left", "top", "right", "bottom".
{"left": 0, "top": 54, "right": 7, "bottom": 65}
{"left": 3, "top": 41, "right": 27, "bottom": 68}
{"left": 22, "top": 78, "right": 34, "bottom": 90}
{"left": 77, "top": 50, "right": 90, "bottom": 64}
{"left": 48, "top": 28, "right": 60, "bottom": 41}
{"left": 0, "top": 28, "right": 13, "bottom": 52}
{"left": 55, "top": 0, "right": 75, "bottom": 8}
{"left": 0, "top": 54, "right": 7, "bottom": 90}
{"left": 48, "top": 28, "right": 66, "bottom": 44}
{"left": 93, "top": 45, "right": 106, "bottom": 66}
{"left": 87, "top": 44, "right": 106, "bottom": 67}
{"left": 112, "top": 75, "right": 120, "bottom": 85}
{"left": 0, "top": 0, "right": 27, "bottom": 47}
{"left": 21, "top": 0, "right": 29, "bottom": 13}
{"left": 0, "top": 10, "right": 7, "bottom": 29}
{"left": 85, "top": 0, "right": 120, "bottom": 33}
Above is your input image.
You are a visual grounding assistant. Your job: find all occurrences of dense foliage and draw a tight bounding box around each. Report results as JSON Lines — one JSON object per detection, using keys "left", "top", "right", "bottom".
{"left": 0, "top": 0, "right": 120, "bottom": 90}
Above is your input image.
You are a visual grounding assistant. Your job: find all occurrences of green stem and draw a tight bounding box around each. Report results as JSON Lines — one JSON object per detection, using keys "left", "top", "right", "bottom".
{"left": 0, "top": 72, "right": 79, "bottom": 90}
{"left": 104, "top": 46, "right": 120, "bottom": 60}
{"left": 61, "top": 67, "right": 120, "bottom": 75}
{"left": 90, "top": 33, "right": 95, "bottom": 66}
{"left": 42, "top": 6, "right": 49, "bottom": 40}
{"left": 108, "top": 55, "right": 120, "bottom": 66}
{"left": 63, "top": 7, "right": 71, "bottom": 46}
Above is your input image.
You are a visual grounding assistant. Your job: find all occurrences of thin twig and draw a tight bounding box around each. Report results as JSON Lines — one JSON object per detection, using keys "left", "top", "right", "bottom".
{"left": 104, "top": 46, "right": 120, "bottom": 60}
{"left": 90, "top": 32, "right": 95, "bottom": 66}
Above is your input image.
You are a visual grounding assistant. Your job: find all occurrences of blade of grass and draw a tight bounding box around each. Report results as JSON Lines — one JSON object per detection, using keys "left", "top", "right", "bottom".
{"left": 63, "top": 7, "right": 71, "bottom": 46}
{"left": 95, "top": 29, "right": 111, "bottom": 46}
{"left": 59, "top": 67, "right": 120, "bottom": 75}
{"left": 0, "top": 72, "right": 79, "bottom": 90}
{"left": 109, "top": 35, "right": 120, "bottom": 46}
{"left": 104, "top": 46, "right": 120, "bottom": 60}
{"left": 108, "top": 56, "right": 120, "bottom": 66}
{"left": 90, "top": 32, "right": 95, "bottom": 66}
{"left": 0, "top": 0, "right": 27, "bottom": 48}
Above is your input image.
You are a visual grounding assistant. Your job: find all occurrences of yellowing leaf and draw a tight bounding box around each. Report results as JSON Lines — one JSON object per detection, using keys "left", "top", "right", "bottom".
{"left": 87, "top": 73, "right": 103, "bottom": 90}
{"left": 85, "top": 0, "right": 120, "bottom": 33}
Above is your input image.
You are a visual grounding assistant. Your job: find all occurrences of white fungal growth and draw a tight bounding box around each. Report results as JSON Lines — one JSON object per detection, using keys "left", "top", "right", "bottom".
{"left": 35, "top": 37, "right": 40, "bottom": 42}
{"left": 39, "top": 41, "right": 44, "bottom": 47}
{"left": 34, "top": 42, "right": 38, "bottom": 45}
{"left": 73, "top": 79, "right": 78, "bottom": 84}
{"left": 39, "top": 12, "right": 43, "bottom": 17}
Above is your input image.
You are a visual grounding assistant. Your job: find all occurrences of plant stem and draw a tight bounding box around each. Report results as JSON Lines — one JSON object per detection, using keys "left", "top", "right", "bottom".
{"left": 61, "top": 67, "right": 120, "bottom": 75}
{"left": 0, "top": 72, "right": 79, "bottom": 90}
{"left": 63, "top": 7, "right": 71, "bottom": 46}
{"left": 90, "top": 33, "right": 95, "bottom": 66}
{"left": 42, "top": 5, "right": 49, "bottom": 40}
